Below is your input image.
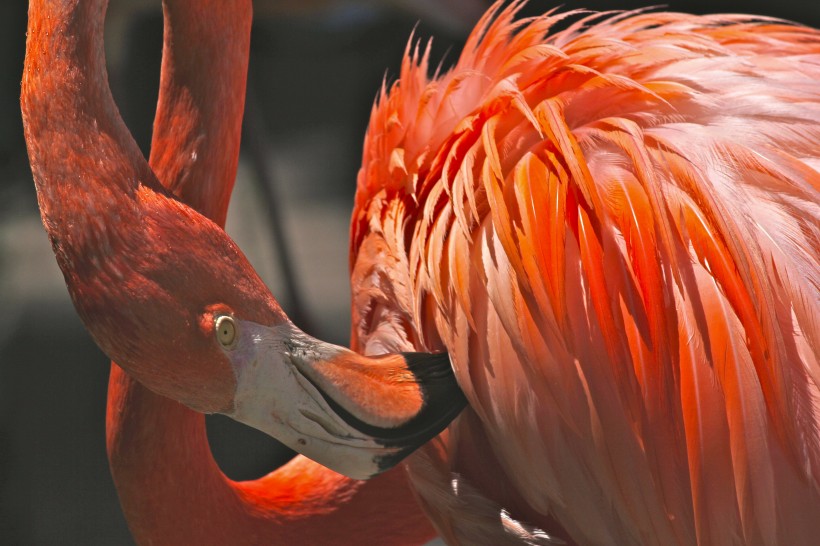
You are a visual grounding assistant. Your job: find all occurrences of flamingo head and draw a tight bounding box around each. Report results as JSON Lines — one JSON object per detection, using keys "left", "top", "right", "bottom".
{"left": 20, "top": 0, "right": 464, "bottom": 480}
{"left": 58, "top": 187, "right": 464, "bottom": 479}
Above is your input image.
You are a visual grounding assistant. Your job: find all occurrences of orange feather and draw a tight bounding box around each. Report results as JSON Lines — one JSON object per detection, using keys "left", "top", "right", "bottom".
{"left": 352, "top": 2, "right": 820, "bottom": 543}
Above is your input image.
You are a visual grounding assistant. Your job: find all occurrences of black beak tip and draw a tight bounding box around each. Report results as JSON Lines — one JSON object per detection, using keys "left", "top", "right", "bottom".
{"left": 299, "top": 350, "right": 467, "bottom": 477}
{"left": 371, "top": 351, "right": 468, "bottom": 474}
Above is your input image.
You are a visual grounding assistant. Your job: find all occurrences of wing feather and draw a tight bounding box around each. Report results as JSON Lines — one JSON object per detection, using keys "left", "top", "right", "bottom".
{"left": 350, "top": 4, "right": 820, "bottom": 543}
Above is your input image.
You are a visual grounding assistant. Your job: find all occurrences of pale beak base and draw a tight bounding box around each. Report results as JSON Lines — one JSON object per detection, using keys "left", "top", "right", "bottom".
{"left": 222, "top": 320, "right": 467, "bottom": 479}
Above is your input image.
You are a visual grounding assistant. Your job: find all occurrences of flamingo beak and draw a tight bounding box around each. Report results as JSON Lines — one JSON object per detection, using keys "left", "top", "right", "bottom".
{"left": 219, "top": 318, "right": 466, "bottom": 479}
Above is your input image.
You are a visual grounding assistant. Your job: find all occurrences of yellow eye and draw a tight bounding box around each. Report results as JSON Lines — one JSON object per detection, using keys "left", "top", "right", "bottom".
{"left": 215, "top": 315, "right": 237, "bottom": 348}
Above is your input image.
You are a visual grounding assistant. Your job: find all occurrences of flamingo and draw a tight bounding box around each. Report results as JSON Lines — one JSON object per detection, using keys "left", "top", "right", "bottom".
{"left": 22, "top": 0, "right": 459, "bottom": 544}
{"left": 22, "top": 1, "right": 820, "bottom": 546}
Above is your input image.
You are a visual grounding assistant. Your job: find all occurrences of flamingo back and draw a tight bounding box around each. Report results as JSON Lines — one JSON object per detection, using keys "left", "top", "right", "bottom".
{"left": 350, "top": 3, "right": 820, "bottom": 545}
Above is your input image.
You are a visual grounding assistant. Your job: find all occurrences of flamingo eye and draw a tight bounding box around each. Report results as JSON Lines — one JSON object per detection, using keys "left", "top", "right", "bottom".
{"left": 215, "top": 315, "right": 237, "bottom": 348}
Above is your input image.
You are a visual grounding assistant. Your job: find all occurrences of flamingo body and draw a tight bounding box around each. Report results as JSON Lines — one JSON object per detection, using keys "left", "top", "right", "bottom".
{"left": 351, "top": 4, "right": 820, "bottom": 544}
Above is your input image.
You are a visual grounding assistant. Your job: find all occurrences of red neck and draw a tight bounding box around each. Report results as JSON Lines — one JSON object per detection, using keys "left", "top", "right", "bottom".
{"left": 98, "top": 1, "right": 434, "bottom": 543}
{"left": 22, "top": 0, "right": 158, "bottom": 267}
{"left": 149, "top": 0, "right": 248, "bottom": 226}
{"left": 107, "top": 367, "right": 434, "bottom": 544}
{"left": 23, "top": 0, "right": 433, "bottom": 542}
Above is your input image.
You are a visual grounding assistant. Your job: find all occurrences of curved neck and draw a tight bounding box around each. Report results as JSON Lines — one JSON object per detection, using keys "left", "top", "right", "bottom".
{"left": 108, "top": 366, "right": 434, "bottom": 544}
{"left": 22, "top": 0, "right": 159, "bottom": 267}
{"left": 150, "top": 0, "right": 249, "bottom": 225}
{"left": 96, "top": 1, "right": 435, "bottom": 543}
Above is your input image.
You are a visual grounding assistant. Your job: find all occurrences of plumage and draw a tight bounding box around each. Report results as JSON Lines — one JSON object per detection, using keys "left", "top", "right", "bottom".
{"left": 351, "top": 2, "right": 820, "bottom": 543}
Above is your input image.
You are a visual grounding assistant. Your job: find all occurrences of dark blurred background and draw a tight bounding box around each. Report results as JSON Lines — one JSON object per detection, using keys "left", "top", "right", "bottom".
{"left": 1, "top": 0, "right": 817, "bottom": 544}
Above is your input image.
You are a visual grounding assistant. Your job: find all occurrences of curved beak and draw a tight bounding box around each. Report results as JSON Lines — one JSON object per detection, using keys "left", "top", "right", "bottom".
{"left": 221, "top": 319, "right": 466, "bottom": 479}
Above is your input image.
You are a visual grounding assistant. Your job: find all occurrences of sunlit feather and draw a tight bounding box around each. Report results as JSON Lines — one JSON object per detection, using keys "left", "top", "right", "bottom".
{"left": 352, "top": 3, "right": 820, "bottom": 543}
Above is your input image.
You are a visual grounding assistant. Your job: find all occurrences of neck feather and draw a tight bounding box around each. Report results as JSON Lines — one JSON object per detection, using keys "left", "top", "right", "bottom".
{"left": 150, "top": 0, "right": 251, "bottom": 225}
{"left": 102, "top": 1, "right": 435, "bottom": 542}
{"left": 108, "top": 358, "right": 436, "bottom": 544}
{"left": 22, "top": 0, "right": 159, "bottom": 237}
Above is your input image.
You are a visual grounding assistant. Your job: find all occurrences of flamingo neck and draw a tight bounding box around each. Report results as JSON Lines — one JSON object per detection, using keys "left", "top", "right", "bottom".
{"left": 107, "top": 365, "right": 437, "bottom": 544}
{"left": 101, "top": 1, "right": 435, "bottom": 543}
{"left": 150, "top": 0, "right": 251, "bottom": 226}
{"left": 22, "top": 0, "right": 158, "bottom": 240}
